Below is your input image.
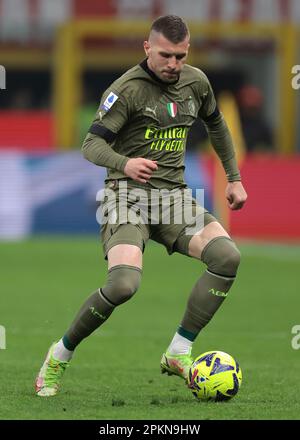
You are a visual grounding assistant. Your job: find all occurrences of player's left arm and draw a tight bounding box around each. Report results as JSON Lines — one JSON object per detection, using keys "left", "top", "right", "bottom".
{"left": 197, "top": 78, "right": 247, "bottom": 210}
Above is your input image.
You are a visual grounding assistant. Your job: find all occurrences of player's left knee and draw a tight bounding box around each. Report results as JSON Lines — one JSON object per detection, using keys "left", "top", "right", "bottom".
{"left": 221, "top": 242, "right": 241, "bottom": 276}
{"left": 201, "top": 237, "right": 241, "bottom": 277}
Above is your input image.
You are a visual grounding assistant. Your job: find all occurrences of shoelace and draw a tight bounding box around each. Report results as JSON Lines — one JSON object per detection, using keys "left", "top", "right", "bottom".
{"left": 44, "top": 358, "right": 68, "bottom": 387}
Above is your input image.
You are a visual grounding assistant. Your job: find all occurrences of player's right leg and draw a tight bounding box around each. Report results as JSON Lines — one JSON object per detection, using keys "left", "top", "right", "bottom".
{"left": 161, "top": 219, "right": 240, "bottom": 382}
{"left": 35, "top": 243, "right": 143, "bottom": 397}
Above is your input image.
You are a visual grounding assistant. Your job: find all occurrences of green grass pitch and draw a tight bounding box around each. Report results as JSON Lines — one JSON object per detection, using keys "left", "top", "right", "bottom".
{"left": 1, "top": 237, "right": 300, "bottom": 420}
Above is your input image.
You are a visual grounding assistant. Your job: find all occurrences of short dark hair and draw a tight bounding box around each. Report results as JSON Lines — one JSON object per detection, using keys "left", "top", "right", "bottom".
{"left": 150, "top": 15, "right": 189, "bottom": 44}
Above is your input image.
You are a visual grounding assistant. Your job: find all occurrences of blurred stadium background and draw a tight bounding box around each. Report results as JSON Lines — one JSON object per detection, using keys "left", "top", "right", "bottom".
{"left": 1, "top": 0, "right": 300, "bottom": 420}
{"left": 0, "top": 0, "right": 300, "bottom": 240}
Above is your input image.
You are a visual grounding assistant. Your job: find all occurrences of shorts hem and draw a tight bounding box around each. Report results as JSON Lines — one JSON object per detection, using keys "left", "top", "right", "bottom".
{"left": 104, "top": 239, "right": 144, "bottom": 259}
{"left": 172, "top": 212, "right": 218, "bottom": 256}
{"left": 169, "top": 234, "right": 193, "bottom": 257}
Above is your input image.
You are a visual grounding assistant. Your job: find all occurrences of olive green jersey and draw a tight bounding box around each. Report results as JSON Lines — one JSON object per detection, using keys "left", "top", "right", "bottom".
{"left": 83, "top": 59, "right": 241, "bottom": 188}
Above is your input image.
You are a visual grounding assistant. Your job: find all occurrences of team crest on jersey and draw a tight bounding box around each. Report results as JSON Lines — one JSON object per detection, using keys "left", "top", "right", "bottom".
{"left": 167, "top": 102, "right": 177, "bottom": 118}
{"left": 188, "top": 97, "right": 196, "bottom": 116}
{"left": 101, "top": 92, "right": 119, "bottom": 111}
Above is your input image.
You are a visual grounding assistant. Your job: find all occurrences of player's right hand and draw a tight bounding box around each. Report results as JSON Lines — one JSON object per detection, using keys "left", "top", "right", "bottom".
{"left": 124, "top": 158, "right": 158, "bottom": 183}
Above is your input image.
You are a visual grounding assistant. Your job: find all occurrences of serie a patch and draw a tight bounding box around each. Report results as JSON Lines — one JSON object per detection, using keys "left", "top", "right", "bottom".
{"left": 101, "top": 92, "right": 119, "bottom": 111}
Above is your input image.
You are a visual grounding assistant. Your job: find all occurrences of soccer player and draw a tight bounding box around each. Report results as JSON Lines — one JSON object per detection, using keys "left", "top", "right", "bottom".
{"left": 35, "top": 15, "right": 247, "bottom": 397}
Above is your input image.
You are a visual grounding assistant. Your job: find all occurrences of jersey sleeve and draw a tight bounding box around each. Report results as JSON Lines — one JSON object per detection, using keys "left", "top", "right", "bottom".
{"left": 193, "top": 68, "right": 217, "bottom": 121}
{"left": 89, "top": 85, "right": 132, "bottom": 140}
{"left": 82, "top": 84, "right": 132, "bottom": 171}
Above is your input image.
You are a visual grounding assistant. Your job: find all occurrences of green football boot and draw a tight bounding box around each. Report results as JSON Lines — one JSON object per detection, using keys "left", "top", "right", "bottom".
{"left": 160, "top": 349, "right": 193, "bottom": 382}
{"left": 35, "top": 342, "right": 69, "bottom": 397}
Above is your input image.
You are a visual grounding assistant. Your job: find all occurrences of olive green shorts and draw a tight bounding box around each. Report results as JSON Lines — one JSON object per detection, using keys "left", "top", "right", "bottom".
{"left": 99, "top": 180, "right": 217, "bottom": 259}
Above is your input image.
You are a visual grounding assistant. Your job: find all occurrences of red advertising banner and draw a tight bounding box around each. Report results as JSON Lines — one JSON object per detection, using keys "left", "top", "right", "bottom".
{"left": 0, "top": 111, "right": 54, "bottom": 151}
{"left": 230, "top": 155, "right": 300, "bottom": 240}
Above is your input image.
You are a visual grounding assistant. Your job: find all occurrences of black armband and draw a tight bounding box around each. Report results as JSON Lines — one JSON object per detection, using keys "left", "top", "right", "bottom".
{"left": 89, "top": 124, "right": 117, "bottom": 144}
{"left": 201, "top": 106, "right": 220, "bottom": 123}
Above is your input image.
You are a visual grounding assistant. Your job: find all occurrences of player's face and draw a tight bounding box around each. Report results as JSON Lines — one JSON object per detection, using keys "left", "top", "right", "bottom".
{"left": 144, "top": 32, "right": 190, "bottom": 84}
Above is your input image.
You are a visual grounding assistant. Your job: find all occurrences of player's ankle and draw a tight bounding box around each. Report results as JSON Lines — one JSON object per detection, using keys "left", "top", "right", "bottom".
{"left": 52, "top": 338, "right": 74, "bottom": 362}
{"left": 167, "top": 331, "right": 193, "bottom": 356}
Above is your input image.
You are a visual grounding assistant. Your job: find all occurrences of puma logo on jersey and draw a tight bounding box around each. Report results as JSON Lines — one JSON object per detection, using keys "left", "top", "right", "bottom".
{"left": 145, "top": 106, "right": 157, "bottom": 117}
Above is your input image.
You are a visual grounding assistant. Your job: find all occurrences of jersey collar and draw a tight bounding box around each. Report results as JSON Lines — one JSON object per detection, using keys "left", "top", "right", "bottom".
{"left": 139, "top": 58, "right": 179, "bottom": 86}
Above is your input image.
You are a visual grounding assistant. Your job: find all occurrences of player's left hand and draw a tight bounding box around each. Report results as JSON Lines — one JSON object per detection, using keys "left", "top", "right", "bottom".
{"left": 225, "top": 181, "right": 247, "bottom": 210}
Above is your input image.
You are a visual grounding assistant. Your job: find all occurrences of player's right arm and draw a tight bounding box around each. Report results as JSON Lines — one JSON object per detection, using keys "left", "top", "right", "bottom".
{"left": 82, "top": 88, "right": 157, "bottom": 183}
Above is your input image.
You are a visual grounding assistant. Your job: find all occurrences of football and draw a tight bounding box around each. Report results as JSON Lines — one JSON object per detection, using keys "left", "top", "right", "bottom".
{"left": 187, "top": 350, "right": 242, "bottom": 402}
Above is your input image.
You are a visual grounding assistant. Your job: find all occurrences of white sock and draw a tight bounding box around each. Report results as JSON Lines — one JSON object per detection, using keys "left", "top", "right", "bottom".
{"left": 167, "top": 332, "right": 193, "bottom": 355}
{"left": 52, "top": 339, "right": 74, "bottom": 362}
